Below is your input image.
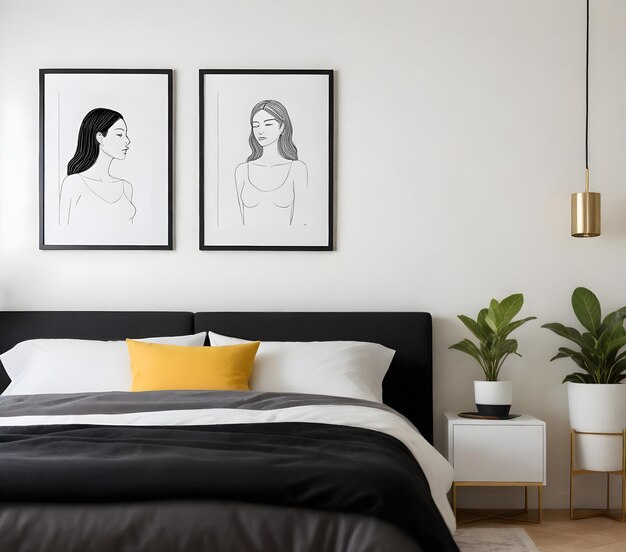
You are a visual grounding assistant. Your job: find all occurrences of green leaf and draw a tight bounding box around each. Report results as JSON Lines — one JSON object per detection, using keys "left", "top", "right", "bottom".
{"left": 550, "top": 347, "right": 579, "bottom": 360}
{"left": 499, "top": 294, "right": 524, "bottom": 326}
{"left": 457, "top": 315, "right": 487, "bottom": 342}
{"left": 600, "top": 307, "right": 626, "bottom": 333}
{"left": 541, "top": 323, "right": 583, "bottom": 347}
{"left": 596, "top": 322, "right": 622, "bottom": 352}
{"left": 488, "top": 299, "right": 503, "bottom": 329}
{"left": 476, "top": 308, "right": 490, "bottom": 333}
{"left": 606, "top": 357, "right": 626, "bottom": 383}
{"left": 496, "top": 339, "right": 519, "bottom": 357}
{"left": 483, "top": 313, "right": 498, "bottom": 334}
{"left": 581, "top": 332, "right": 599, "bottom": 354}
{"left": 605, "top": 335, "right": 626, "bottom": 357}
{"left": 563, "top": 372, "right": 594, "bottom": 384}
{"left": 551, "top": 348, "right": 587, "bottom": 371}
{"left": 501, "top": 316, "right": 537, "bottom": 339}
{"left": 611, "top": 323, "right": 626, "bottom": 340}
{"left": 449, "top": 339, "right": 484, "bottom": 366}
{"left": 572, "top": 287, "right": 601, "bottom": 334}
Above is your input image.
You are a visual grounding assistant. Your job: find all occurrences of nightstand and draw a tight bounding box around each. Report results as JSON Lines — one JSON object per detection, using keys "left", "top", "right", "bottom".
{"left": 444, "top": 411, "right": 546, "bottom": 523}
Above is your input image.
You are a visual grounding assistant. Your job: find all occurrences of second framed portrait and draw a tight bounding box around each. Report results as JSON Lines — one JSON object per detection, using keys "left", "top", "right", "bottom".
{"left": 199, "top": 69, "right": 334, "bottom": 250}
{"left": 39, "top": 69, "right": 173, "bottom": 250}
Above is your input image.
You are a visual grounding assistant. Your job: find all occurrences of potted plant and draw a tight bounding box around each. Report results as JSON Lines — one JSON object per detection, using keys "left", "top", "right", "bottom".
{"left": 543, "top": 287, "right": 626, "bottom": 471}
{"left": 450, "top": 294, "right": 536, "bottom": 416}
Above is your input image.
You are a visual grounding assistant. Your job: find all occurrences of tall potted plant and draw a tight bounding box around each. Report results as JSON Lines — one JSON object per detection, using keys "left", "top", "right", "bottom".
{"left": 543, "top": 287, "right": 626, "bottom": 471}
{"left": 450, "top": 294, "right": 536, "bottom": 416}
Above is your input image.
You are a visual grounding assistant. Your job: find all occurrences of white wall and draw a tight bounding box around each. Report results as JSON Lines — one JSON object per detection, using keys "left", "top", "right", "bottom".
{"left": 1, "top": 0, "right": 625, "bottom": 508}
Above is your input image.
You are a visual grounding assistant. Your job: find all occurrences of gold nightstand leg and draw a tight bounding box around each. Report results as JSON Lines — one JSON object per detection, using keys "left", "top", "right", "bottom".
{"left": 570, "top": 429, "right": 575, "bottom": 520}
{"left": 452, "top": 483, "right": 457, "bottom": 518}
{"left": 524, "top": 486, "right": 528, "bottom": 512}
{"left": 622, "top": 472, "right": 625, "bottom": 522}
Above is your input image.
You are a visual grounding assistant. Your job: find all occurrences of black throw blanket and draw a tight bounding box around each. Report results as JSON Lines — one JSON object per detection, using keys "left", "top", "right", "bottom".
{"left": 0, "top": 421, "right": 459, "bottom": 552}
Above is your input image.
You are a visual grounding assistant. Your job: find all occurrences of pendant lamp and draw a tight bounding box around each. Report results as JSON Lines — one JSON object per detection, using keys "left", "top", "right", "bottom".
{"left": 571, "top": 0, "right": 601, "bottom": 237}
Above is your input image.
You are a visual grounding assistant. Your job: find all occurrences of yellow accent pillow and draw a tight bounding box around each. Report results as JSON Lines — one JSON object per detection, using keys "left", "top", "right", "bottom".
{"left": 126, "top": 340, "right": 260, "bottom": 392}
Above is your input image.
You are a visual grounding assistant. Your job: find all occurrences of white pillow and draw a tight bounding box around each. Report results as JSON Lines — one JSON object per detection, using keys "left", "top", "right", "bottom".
{"left": 208, "top": 331, "right": 395, "bottom": 402}
{"left": 0, "top": 332, "right": 207, "bottom": 395}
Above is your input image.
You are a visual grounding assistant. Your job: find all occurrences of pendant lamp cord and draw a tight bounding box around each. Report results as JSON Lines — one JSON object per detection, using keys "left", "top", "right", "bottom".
{"left": 585, "top": 0, "right": 589, "bottom": 172}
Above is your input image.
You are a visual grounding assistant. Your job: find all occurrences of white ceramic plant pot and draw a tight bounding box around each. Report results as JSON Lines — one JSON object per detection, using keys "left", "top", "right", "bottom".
{"left": 567, "top": 382, "right": 626, "bottom": 472}
{"left": 474, "top": 380, "right": 513, "bottom": 417}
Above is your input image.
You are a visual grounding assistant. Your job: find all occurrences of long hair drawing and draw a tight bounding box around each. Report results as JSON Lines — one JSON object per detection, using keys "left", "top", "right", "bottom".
{"left": 247, "top": 100, "right": 298, "bottom": 162}
{"left": 67, "top": 108, "right": 124, "bottom": 175}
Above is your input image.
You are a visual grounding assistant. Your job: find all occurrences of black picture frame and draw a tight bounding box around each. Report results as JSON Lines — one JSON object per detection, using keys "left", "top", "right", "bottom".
{"left": 39, "top": 68, "right": 173, "bottom": 250}
{"left": 199, "top": 69, "right": 334, "bottom": 251}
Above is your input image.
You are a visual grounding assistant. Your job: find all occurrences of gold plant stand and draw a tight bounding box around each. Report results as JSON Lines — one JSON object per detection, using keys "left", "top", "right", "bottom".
{"left": 569, "top": 428, "right": 625, "bottom": 522}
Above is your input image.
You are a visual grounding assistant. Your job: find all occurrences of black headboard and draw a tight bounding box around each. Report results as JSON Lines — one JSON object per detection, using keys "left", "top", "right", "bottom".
{"left": 0, "top": 311, "right": 433, "bottom": 443}
{"left": 194, "top": 312, "right": 432, "bottom": 442}
{"left": 0, "top": 311, "right": 194, "bottom": 392}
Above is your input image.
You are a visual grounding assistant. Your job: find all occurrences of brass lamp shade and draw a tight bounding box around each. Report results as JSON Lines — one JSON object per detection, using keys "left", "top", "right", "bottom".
{"left": 571, "top": 191, "right": 601, "bottom": 237}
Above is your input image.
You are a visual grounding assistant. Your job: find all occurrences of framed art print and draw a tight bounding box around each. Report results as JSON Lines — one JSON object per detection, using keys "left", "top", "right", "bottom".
{"left": 199, "top": 69, "right": 334, "bottom": 250}
{"left": 39, "top": 69, "right": 173, "bottom": 250}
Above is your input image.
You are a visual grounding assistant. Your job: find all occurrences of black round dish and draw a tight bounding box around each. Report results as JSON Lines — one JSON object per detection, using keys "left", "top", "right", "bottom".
{"left": 458, "top": 412, "right": 521, "bottom": 420}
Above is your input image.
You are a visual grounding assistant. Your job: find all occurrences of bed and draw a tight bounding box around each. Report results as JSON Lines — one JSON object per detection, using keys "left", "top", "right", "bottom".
{"left": 0, "top": 311, "right": 458, "bottom": 552}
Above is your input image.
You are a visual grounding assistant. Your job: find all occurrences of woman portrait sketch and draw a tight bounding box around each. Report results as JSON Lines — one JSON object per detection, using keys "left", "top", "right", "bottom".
{"left": 235, "top": 100, "right": 308, "bottom": 226}
{"left": 59, "top": 108, "right": 137, "bottom": 227}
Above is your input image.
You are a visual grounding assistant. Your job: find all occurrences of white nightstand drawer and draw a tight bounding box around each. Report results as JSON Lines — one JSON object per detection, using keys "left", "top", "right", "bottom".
{"left": 452, "top": 424, "right": 544, "bottom": 482}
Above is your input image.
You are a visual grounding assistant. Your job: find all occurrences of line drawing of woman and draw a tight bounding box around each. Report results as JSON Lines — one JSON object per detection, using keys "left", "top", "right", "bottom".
{"left": 235, "top": 100, "right": 308, "bottom": 226}
{"left": 59, "top": 108, "right": 136, "bottom": 227}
